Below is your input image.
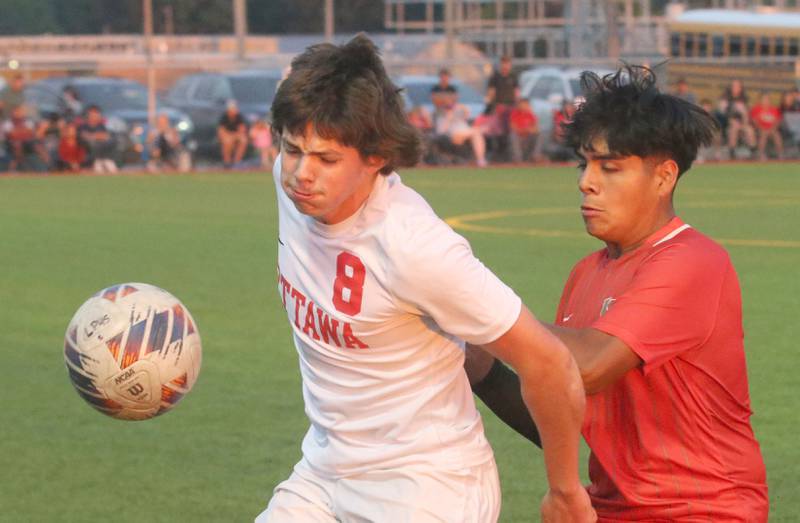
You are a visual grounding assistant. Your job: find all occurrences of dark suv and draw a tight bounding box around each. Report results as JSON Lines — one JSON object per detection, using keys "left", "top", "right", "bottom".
{"left": 163, "top": 69, "right": 283, "bottom": 154}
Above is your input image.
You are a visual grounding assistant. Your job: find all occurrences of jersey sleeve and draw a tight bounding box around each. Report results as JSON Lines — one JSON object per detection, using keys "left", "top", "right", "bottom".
{"left": 387, "top": 212, "right": 522, "bottom": 346}
{"left": 591, "top": 240, "right": 729, "bottom": 374}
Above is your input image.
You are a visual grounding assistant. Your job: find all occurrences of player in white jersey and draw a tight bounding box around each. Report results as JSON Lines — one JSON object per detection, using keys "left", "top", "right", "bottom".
{"left": 255, "top": 35, "right": 595, "bottom": 523}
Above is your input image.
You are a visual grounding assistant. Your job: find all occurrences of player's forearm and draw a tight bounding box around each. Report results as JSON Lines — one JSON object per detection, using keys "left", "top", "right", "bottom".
{"left": 518, "top": 341, "right": 585, "bottom": 491}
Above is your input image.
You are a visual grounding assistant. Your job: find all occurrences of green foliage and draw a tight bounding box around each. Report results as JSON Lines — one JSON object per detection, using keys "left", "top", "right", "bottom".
{"left": 1, "top": 0, "right": 385, "bottom": 35}
{"left": 0, "top": 0, "right": 60, "bottom": 35}
{"left": 0, "top": 164, "right": 796, "bottom": 521}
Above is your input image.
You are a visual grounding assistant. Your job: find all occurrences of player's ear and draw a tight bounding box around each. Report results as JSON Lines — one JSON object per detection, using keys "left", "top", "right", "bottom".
{"left": 365, "top": 154, "right": 388, "bottom": 174}
{"left": 655, "top": 158, "right": 679, "bottom": 196}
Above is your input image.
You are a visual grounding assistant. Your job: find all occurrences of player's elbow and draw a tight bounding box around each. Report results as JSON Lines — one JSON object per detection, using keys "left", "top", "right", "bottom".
{"left": 579, "top": 358, "right": 615, "bottom": 395}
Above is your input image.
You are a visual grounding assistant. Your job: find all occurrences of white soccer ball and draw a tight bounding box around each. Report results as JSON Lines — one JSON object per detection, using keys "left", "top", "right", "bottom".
{"left": 64, "top": 283, "right": 202, "bottom": 420}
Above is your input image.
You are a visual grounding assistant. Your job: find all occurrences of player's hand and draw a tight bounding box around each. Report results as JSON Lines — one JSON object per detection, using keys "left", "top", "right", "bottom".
{"left": 541, "top": 486, "right": 596, "bottom": 523}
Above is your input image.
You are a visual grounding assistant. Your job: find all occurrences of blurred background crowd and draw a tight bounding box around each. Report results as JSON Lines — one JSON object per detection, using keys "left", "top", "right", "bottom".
{"left": 2, "top": 0, "right": 800, "bottom": 173}
{"left": 3, "top": 64, "right": 799, "bottom": 174}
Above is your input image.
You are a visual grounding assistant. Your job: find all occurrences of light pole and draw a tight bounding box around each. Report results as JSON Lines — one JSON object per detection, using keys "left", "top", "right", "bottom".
{"left": 143, "top": 0, "right": 156, "bottom": 127}
{"left": 325, "top": 0, "right": 334, "bottom": 43}
{"left": 234, "top": 0, "right": 248, "bottom": 62}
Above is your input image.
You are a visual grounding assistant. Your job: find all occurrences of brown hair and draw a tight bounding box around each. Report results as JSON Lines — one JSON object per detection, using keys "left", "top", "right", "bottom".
{"left": 271, "top": 34, "right": 421, "bottom": 174}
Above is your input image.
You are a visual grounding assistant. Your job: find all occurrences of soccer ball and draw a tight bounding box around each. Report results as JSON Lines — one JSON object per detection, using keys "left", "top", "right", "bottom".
{"left": 64, "top": 283, "right": 202, "bottom": 420}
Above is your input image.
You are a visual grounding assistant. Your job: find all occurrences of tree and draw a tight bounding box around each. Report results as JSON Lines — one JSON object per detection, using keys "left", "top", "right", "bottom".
{"left": 0, "top": 0, "right": 59, "bottom": 35}
{"left": 248, "top": 0, "right": 384, "bottom": 35}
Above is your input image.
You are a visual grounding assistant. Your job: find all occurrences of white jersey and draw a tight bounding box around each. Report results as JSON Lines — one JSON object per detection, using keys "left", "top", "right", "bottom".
{"left": 273, "top": 157, "right": 521, "bottom": 478}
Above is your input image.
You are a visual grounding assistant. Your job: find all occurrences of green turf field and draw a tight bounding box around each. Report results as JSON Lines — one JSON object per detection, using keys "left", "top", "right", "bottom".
{"left": 1, "top": 163, "right": 797, "bottom": 522}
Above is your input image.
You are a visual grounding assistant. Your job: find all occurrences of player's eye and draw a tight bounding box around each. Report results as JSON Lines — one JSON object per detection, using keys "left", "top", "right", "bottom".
{"left": 576, "top": 161, "right": 587, "bottom": 171}
{"left": 320, "top": 157, "right": 339, "bottom": 165}
{"left": 283, "top": 145, "right": 301, "bottom": 156}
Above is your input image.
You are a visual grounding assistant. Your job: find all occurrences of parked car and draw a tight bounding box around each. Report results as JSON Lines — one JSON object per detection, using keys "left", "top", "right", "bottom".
{"left": 162, "top": 69, "right": 283, "bottom": 155}
{"left": 519, "top": 66, "right": 614, "bottom": 136}
{"left": 25, "top": 76, "right": 194, "bottom": 165}
{"left": 396, "top": 75, "right": 486, "bottom": 121}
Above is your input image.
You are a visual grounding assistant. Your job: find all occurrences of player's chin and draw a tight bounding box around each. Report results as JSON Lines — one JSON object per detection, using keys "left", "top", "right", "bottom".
{"left": 582, "top": 218, "right": 606, "bottom": 239}
{"left": 291, "top": 199, "right": 321, "bottom": 217}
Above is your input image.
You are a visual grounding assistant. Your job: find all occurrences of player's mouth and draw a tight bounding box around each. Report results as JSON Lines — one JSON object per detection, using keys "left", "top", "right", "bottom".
{"left": 581, "top": 205, "right": 602, "bottom": 218}
{"left": 289, "top": 187, "right": 316, "bottom": 201}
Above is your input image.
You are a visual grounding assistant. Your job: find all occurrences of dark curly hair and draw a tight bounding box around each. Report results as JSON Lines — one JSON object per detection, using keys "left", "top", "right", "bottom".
{"left": 271, "top": 34, "right": 421, "bottom": 175}
{"left": 565, "top": 65, "right": 717, "bottom": 176}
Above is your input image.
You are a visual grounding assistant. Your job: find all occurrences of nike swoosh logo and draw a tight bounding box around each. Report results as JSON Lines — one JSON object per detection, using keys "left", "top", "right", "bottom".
{"left": 562, "top": 314, "right": 573, "bottom": 322}
{"left": 278, "top": 237, "right": 284, "bottom": 246}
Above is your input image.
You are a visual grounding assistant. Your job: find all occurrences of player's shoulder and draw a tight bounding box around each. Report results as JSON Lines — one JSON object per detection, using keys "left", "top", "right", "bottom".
{"left": 646, "top": 223, "right": 732, "bottom": 274}
{"left": 377, "top": 174, "right": 469, "bottom": 260}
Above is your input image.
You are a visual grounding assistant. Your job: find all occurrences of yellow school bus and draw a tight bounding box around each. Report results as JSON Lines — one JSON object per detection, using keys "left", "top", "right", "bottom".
{"left": 668, "top": 8, "right": 800, "bottom": 102}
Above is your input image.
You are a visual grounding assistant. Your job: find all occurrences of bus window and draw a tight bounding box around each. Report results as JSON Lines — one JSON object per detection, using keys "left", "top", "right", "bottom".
{"left": 729, "top": 35, "right": 742, "bottom": 56}
{"left": 760, "top": 36, "right": 771, "bottom": 56}
{"left": 775, "top": 37, "right": 785, "bottom": 56}
{"left": 684, "top": 33, "right": 695, "bottom": 57}
{"left": 671, "top": 33, "right": 681, "bottom": 57}
{"left": 746, "top": 36, "right": 757, "bottom": 56}
{"left": 789, "top": 38, "right": 799, "bottom": 56}
{"left": 697, "top": 33, "right": 708, "bottom": 57}
{"left": 712, "top": 34, "right": 725, "bottom": 57}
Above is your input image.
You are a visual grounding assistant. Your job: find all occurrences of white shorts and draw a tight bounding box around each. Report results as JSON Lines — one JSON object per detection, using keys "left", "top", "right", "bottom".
{"left": 255, "top": 457, "right": 501, "bottom": 523}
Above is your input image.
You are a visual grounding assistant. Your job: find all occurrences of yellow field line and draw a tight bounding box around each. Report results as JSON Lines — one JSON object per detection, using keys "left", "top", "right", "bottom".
{"left": 446, "top": 207, "right": 800, "bottom": 249}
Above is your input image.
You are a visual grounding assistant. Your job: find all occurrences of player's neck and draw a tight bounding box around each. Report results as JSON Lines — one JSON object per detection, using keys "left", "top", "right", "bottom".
{"left": 606, "top": 208, "right": 676, "bottom": 259}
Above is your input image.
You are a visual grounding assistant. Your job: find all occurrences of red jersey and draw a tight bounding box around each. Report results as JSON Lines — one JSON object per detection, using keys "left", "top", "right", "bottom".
{"left": 556, "top": 217, "right": 768, "bottom": 522}
{"left": 509, "top": 108, "right": 537, "bottom": 135}
{"left": 750, "top": 105, "right": 781, "bottom": 131}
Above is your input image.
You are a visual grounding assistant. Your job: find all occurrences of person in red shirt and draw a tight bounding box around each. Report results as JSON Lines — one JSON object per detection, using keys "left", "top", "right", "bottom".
{"left": 466, "top": 65, "right": 768, "bottom": 521}
{"left": 508, "top": 98, "right": 539, "bottom": 162}
{"left": 750, "top": 92, "right": 783, "bottom": 160}
{"left": 57, "top": 123, "right": 86, "bottom": 172}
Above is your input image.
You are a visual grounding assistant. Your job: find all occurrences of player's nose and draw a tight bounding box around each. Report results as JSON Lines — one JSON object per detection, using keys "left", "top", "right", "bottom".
{"left": 293, "top": 155, "right": 316, "bottom": 183}
{"left": 578, "top": 165, "right": 599, "bottom": 195}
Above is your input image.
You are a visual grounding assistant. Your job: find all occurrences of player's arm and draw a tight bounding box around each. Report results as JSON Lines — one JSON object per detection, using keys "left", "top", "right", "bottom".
{"left": 480, "top": 306, "right": 594, "bottom": 521}
{"left": 466, "top": 345, "right": 541, "bottom": 447}
{"left": 469, "top": 324, "right": 641, "bottom": 395}
{"left": 544, "top": 325, "right": 641, "bottom": 394}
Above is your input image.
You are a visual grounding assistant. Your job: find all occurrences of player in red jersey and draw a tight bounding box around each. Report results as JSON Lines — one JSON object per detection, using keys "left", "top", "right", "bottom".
{"left": 467, "top": 65, "right": 768, "bottom": 521}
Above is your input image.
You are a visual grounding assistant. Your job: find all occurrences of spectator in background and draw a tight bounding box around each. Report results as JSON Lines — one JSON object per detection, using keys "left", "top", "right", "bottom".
{"left": 430, "top": 68, "right": 458, "bottom": 112}
{"left": 217, "top": 99, "right": 248, "bottom": 168}
{"left": 778, "top": 90, "right": 800, "bottom": 152}
{"left": 407, "top": 105, "right": 434, "bottom": 163}
{"left": 249, "top": 118, "right": 276, "bottom": 169}
{"left": 0, "top": 123, "right": 8, "bottom": 172}
{"left": 474, "top": 103, "right": 505, "bottom": 161}
{"left": 4, "top": 106, "right": 48, "bottom": 171}
{"left": 36, "top": 113, "right": 64, "bottom": 169}
{"left": 147, "top": 113, "right": 190, "bottom": 172}
{"left": 78, "top": 105, "right": 117, "bottom": 173}
{"left": 721, "top": 79, "right": 756, "bottom": 158}
{"left": 0, "top": 74, "right": 26, "bottom": 120}
{"left": 61, "top": 86, "right": 84, "bottom": 122}
{"left": 778, "top": 90, "right": 799, "bottom": 114}
{"left": 508, "top": 98, "right": 539, "bottom": 163}
{"left": 408, "top": 105, "right": 433, "bottom": 135}
{"left": 750, "top": 93, "right": 783, "bottom": 160}
{"left": 548, "top": 98, "right": 578, "bottom": 161}
{"left": 674, "top": 77, "right": 697, "bottom": 105}
{"left": 434, "top": 94, "right": 488, "bottom": 167}
{"left": 485, "top": 56, "right": 520, "bottom": 159}
{"left": 58, "top": 123, "right": 86, "bottom": 172}
{"left": 698, "top": 98, "right": 724, "bottom": 162}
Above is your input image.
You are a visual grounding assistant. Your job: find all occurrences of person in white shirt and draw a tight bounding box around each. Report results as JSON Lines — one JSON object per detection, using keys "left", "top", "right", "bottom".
{"left": 255, "top": 34, "right": 594, "bottom": 523}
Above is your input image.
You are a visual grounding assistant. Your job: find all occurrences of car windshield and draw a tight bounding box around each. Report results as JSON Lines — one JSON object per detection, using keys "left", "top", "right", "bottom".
{"left": 229, "top": 76, "right": 280, "bottom": 105}
{"left": 404, "top": 80, "right": 484, "bottom": 106}
{"left": 76, "top": 83, "right": 149, "bottom": 112}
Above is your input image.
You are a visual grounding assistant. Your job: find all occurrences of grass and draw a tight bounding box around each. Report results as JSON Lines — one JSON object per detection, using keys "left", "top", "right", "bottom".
{"left": 0, "top": 163, "right": 797, "bottom": 521}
